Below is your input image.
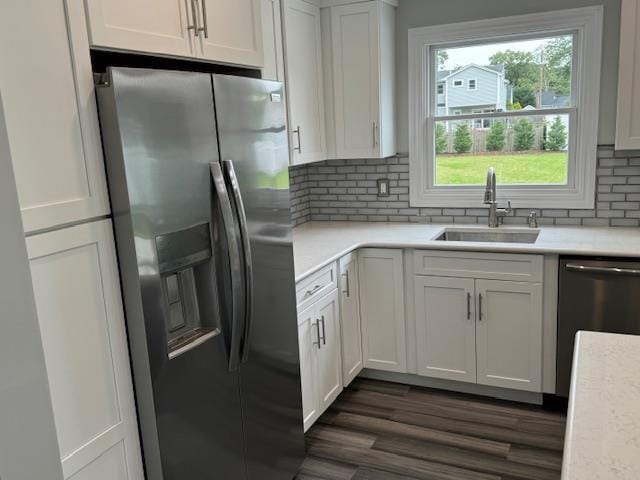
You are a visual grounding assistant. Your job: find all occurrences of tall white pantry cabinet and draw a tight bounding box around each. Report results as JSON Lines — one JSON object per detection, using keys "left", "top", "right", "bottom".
{"left": 0, "top": 1, "right": 143, "bottom": 478}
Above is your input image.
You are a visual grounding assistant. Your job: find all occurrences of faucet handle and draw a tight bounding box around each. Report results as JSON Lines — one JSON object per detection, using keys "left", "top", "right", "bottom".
{"left": 505, "top": 200, "right": 512, "bottom": 213}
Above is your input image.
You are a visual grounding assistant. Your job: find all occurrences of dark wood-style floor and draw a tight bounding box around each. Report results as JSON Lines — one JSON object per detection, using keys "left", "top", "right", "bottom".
{"left": 295, "top": 379, "right": 567, "bottom": 480}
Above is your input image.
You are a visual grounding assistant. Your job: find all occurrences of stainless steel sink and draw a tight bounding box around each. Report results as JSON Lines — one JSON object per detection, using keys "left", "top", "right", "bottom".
{"left": 434, "top": 228, "right": 540, "bottom": 244}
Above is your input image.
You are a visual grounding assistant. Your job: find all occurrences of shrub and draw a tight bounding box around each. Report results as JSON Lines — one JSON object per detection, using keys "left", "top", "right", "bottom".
{"left": 513, "top": 118, "right": 535, "bottom": 151}
{"left": 453, "top": 123, "right": 472, "bottom": 154}
{"left": 545, "top": 116, "right": 567, "bottom": 151}
{"left": 486, "top": 122, "right": 506, "bottom": 152}
{"left": 435, "top": 123, "right": 447, "bottom": 154}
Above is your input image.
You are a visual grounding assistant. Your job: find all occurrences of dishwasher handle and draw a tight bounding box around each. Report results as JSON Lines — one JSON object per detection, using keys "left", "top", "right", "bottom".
{"left": 565, "top": 263, "right": 640, "bottom": 277}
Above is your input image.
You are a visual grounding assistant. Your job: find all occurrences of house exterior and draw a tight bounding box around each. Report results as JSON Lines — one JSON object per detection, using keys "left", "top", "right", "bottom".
{"left": 437, "top": 64, "right": 511, "bottom": 127}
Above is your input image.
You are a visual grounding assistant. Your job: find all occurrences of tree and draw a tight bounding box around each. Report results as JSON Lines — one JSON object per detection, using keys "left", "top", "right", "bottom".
{"left": 435, "top": 123, "right": 448, "bottom": 154}
{"left": 545, "top": 116, "right": 567, "bottom": 151}
{"left": 489, "top": 50, "right": 538, "bottom": 90}
{"left": 512, "top": 86, "right": 536, "bottom": 108}
{"left": 513, "top": 118, "right": 535, "bottom": 151}
{"left": 542, "top": 37, "right": 572, "bottom": 95}
{"left": 486, "top": 122, "right": 506, "bottom": 152}
{"left": 453, "top": 123, "right": 472, "bottom": 154}
{"left": 437, "top": 50, "right": 449, "bottom": 70}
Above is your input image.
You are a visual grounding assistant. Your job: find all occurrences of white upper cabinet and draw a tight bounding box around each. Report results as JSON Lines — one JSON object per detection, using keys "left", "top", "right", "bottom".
{"left": 475, "top": 280, "right": 543, "bottom": 392}
{"left": 27, "top": 220, "right": 143, "bottom": 480}
{"left": 84, "top": 0, "right": 264, "bottom": 67}
{"left": 358, "top": 249, "right": 407, "bottom": 373}
{"left": 330, "top": 0, "right": 395, "bottom": 158}
{"left": 196, "top": 0, "right": 264, "bottom": 66}
{"left": 261, "top": 0, "right": 286, "bottom": 81}
{"left": 83, "top": 0, "right": 194, "bottom": 57}
{"left": 283, "top": 0, "right": 328, "bottom": 164}
{"left": 339, "top": 252, "right": 363, "bottom": 386}
{"left": 0, "top": 0, "right": 109, "bottom": 233}
{"left": 616, "top": 0, "right": 640, "bottom": 149}
{"left": 414, "top": 276, "right": 477, "bottom": 383}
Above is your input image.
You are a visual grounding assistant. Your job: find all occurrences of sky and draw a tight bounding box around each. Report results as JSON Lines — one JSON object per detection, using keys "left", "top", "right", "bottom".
{"left": 438, "top": 36, "right": 563, "bottom": 71}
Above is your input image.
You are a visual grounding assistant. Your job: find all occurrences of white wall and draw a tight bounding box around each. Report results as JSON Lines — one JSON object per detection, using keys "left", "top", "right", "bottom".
{"left": 0, "top": 92, "right": 63, "bottom": 480}
{"left": 395, "top": 0, "right": 622, "bottom": 151}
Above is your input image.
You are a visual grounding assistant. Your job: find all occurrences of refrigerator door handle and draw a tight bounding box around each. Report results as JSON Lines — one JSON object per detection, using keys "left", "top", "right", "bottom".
{"left": 210, "top": 162, "right": 244, "bottom": 371}
{"left": 224, "top": 160, "right": 254, "bottom": 364}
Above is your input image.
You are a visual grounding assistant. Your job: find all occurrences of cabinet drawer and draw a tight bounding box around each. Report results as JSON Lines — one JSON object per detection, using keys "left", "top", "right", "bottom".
{"left": 413, "top": 250, "right": 543, "bottom": 283}
{"left": 296, "top": 262, "right": 338, "bottom": 308}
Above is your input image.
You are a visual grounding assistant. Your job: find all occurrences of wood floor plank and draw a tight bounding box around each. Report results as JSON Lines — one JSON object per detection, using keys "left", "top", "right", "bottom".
{"left": 352, "top": 378, "right": 411, "bottom": 397}
{"left": 341, "top": 389, "right": 520, "bottom": 429}
{"left": 373, "top": 436, "right": 561, "bottom": 480}
{"left": 507, "top": 445, "right": 563, "bottom": 471}
{"left": 390, "top": 410, "right": 565, "bottom": 451}
{"left": 352, "top": 467, "right": 422, "bottom": 480}
{"left": 331, "top": 412, "right": 511, "bottom": 457}
{"left": 307, "top": 424, "right": 377, "bottom": 449}
{"left": 330, "top": 398, "right": 395, "bottom": 420}
{"left": 308, "top": 440, "right": 501, "bottom": 480}
{"left": 405, "top": 388, "right": 566, "bottom": 425}
{"left": 295, "top": 380, "right": 567, "bottom": 480}
{"left": 298, "top": 457, "right": 357, "bottom": 480}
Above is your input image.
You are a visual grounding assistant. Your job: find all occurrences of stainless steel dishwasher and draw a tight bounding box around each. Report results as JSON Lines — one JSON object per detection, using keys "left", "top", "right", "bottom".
{"left": 557, "top": 257, "right": 640, "bottom": 396}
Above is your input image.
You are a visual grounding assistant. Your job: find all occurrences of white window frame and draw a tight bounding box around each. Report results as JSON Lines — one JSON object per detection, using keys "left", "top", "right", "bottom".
{"left": 437, "top": 83, "right": 444, "bottom": 94}
{"left": 468, "top": 79, "right": 477, "bottom": 90}
{"left": 408, "top": 7, "right": 603, "bottom": 208}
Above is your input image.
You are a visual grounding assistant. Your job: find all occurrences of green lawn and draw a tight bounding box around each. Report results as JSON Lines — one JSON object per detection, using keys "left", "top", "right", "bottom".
{"left": 435, "top": 151, "right": 568, "bottom": 186}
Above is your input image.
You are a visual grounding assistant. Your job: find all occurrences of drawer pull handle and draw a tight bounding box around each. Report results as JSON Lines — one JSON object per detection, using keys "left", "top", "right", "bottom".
{"left": 466, "top": 292, "right": 471, "bottom": 320}
{"left": 304, "top": 284, "right": 323, "bottom": 298}
{"left": 313, "top": 320, "right": 321, "bottom": 349}
{"left": 478, "top": 293, "right": 484, "bottom": 321}
{"left": 320, "top": 315, "right": 326, "bottom": 345}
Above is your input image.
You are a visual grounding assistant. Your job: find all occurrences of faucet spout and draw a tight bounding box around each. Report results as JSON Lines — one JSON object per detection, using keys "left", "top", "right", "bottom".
{"left": 484, "top": 167, "right": 496, "bottom": 204}
{"left": 483, "top": 167, "right": 511, "bottom": 227}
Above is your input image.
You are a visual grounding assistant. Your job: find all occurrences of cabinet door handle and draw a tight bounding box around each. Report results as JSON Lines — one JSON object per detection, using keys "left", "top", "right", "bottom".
{"left": 342, "top": 271, "right": 350, "bottom": 297}
{"left": 313, "top": 320, "right": 321, "bottom": 349}
{"left": 188, "top": 0, "right": 200, "bottom": 36}
{"left": 372, "top": 122, "right": 378, "bottom": 148}
{"left": 466, "top": 292, "right": 471, "bottom": 320}
{"left": 320, "top": 316, "right": 326, "bottom": 345}
{"left": 198, "top": 0, "right": 209, "bottom": 38}
{"left": 478, "top": 293, "right": 483, "bottom": 321}
{"left": 293, "top": 126, "right": 302, "bottom": 154}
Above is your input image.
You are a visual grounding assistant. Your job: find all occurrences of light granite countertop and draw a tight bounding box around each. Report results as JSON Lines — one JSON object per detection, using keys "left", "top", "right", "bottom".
{"left": 292, "top": 221, "right": 640, "bottom": 281}
{"left": 562, "top": 331, "right": 640, "bottom": 479}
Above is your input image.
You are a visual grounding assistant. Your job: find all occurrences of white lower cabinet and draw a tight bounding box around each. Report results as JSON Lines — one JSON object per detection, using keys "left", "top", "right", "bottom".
{"left": 414, "top": 260, "right": 544, "bottom": 393}
{"left": 358, "top": 248, "right": 407, "bottom": 373}
{"left": 297, "top": 288, "right": 342, "bottom": 431}
{"left": 26, "top": 220, "right": 143, "bottom": 479}
{"left": 339, "top": 252, "right": 363, "bottom": 386}
{"left": 414, "top": 276, "right": 476, "bottom": 383}
{"left": 476, "top": 280, "right": 543, "bottom": 392}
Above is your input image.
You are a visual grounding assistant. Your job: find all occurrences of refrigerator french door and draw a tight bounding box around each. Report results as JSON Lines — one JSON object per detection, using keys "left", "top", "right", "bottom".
{"left": 97, "top": 67, "right": 304, "bottom": 480}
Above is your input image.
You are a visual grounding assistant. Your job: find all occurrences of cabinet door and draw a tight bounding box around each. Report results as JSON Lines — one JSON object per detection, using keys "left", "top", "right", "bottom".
{"left": 197, "top": 0, "right": 264, "bottom": 67}
{"left": 26, "top": 220, "right": 143, "bottom": 479}
{"left": 476, "top": 280, "right": 543, "bottom": 392}
{"left": 261, "top": 0, "right": 285, "bottom": 81}
{"left": 84, "top": 0, "right": 194, "bottom": 58}
{"left": 414, "top": 276, "right": 477, "bottom": 383}
{"left": 616, "top": 0, "right": 640, "bottom": 149}
{"left": 283, "top": 0, "right": 327, "bottom": 164}
{"left": 331, "top": 1, "right": 379, "bottom": 158}
{"left": 339, "top": 252, "right": 363, "bottom": 386}
{"left": 315, "top": 290, "right": 343, "bottom": 412}
{"left": 358, "top": 249, "right": 407, "bottom": 373}
{"left": 297, "top": 304, "right": 319, "bottom": 432}
{"left": 0, "top": 0, "right": 110, "bottom": 233}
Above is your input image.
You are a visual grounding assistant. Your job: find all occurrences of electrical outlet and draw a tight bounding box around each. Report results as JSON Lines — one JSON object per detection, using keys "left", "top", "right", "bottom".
{"left": 377, "top": 178, "right": 390, "bottom": 197}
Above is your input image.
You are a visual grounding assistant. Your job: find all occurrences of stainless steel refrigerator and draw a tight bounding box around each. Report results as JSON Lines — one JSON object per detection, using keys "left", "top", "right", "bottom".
{"left": 96, "top": 67, "right": 305, "bottom": 480}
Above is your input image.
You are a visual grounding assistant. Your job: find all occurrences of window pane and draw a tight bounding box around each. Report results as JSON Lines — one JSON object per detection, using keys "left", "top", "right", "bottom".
{"left": 434, "top": 34, "right": 573, "bottom": 115}
{"left": 434, "top": 114, "right": 569, "bottom": 186}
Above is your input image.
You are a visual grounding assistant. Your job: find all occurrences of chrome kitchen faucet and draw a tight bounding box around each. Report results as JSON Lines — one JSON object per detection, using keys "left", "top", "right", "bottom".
{"left": 484, "top": 167, "right": 511, "bottom": 228}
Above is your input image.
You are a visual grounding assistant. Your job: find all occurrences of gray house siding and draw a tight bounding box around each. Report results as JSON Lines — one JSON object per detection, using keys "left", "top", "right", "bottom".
{"left": 447, "top": 66, "right": 500, "bottom": 110}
